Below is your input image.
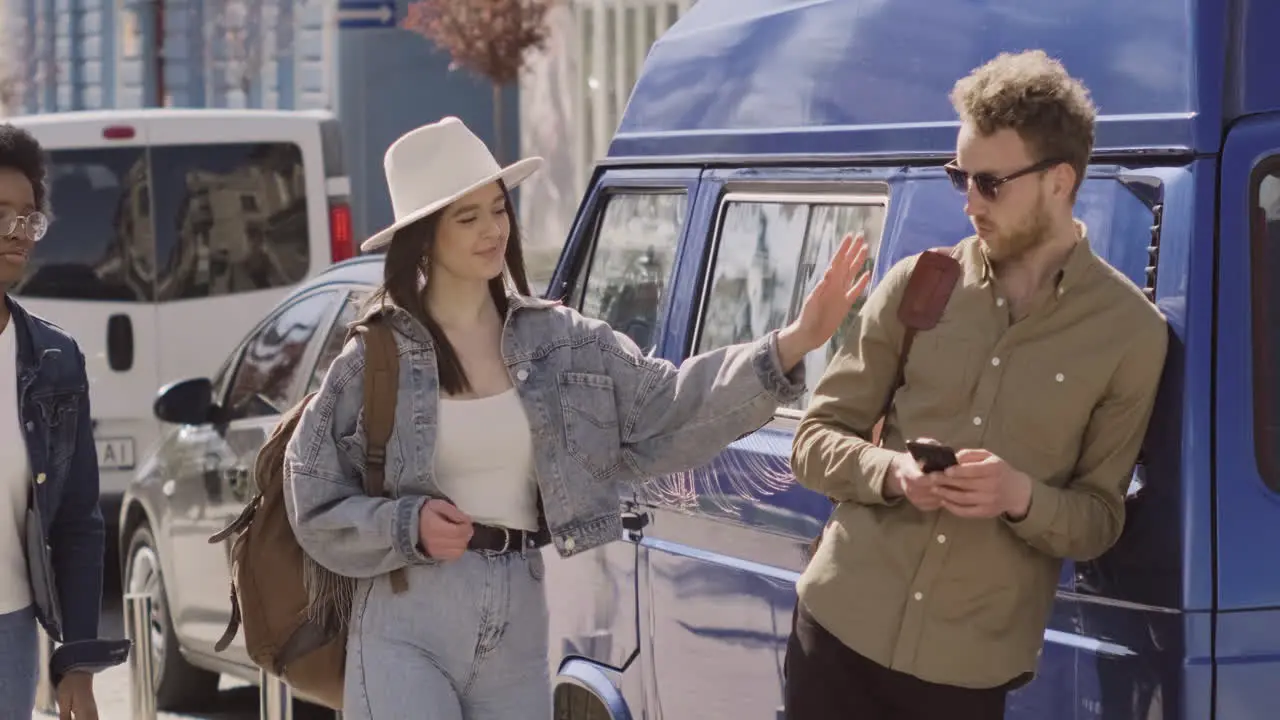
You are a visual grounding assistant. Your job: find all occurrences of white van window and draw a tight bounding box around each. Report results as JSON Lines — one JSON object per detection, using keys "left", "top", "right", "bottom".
{"left": 572, "top": 192, "right": 687, "bottom": 352}
{"left": 223, "top": 290, "right": 337, "bottom": 421}
{"left": 151, "top": 143, "right": 311, "bottom": 300}
{"left": 696, "top": 194, "right": 887, "bottom": 410}
{"left": 13, "top": 147, "right": 152, "bottom": 301}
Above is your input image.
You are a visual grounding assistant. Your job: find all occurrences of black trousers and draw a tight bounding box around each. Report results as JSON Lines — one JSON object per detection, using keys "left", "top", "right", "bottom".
{"left": 783, "top": 602, "right": 1009, "bottom": 720}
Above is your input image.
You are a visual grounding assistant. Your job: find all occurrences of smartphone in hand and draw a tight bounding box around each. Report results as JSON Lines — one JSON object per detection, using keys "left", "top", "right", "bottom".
{"left": 905, "top": 439, "right": 959, "bottom": 474}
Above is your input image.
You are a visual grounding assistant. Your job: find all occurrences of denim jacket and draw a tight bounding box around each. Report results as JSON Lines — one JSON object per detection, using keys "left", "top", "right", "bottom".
{"left": 7, "top": 296, "right": 128, "bottom": 682}
{"left": 283, "top": 294, "right": 805, "bottom": 577}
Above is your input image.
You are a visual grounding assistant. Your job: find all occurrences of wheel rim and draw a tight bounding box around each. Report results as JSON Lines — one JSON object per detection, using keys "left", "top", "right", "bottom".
{"left": 126, "top": 543, "right": 168, "bottom": 685}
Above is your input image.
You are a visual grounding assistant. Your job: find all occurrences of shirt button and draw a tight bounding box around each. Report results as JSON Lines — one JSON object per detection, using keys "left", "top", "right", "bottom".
{"left": 936, "top": 534, "right": 946, "bottom": 544}
{"left": 995, "top": 298, "right": 1006, "bottom": 307}
{"left": 913, "top": 591, "right": 923, "bottom": 601}
{"left": 25, "top": 421, "right": 33, "bottom": 432}
{"left": 1055, "top": 373, "right": 1065, "bottom": 383}
{"left": 563, "top": 537, "right": 576, "bottom": 552}
{"left": 516, "top": 369, "right": 530, "bottom": 382}
{"left": 990, "top": 357, "right": 1000, "bottom": 367}
{"left": 972, "top": 416, "right": 983, "bottom": 426}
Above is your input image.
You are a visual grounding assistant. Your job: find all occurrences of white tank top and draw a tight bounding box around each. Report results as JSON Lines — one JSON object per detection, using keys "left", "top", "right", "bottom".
{"left": 434, "top": 388, "right": 539, "bottom": 531}
{"left": 0, "top": 321, "right": 33, "bottom": 613}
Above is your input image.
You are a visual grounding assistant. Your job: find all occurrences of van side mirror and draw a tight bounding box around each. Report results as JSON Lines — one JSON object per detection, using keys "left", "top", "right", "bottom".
{"left": 154, "top": 378, "right": 216, "bottom": 425}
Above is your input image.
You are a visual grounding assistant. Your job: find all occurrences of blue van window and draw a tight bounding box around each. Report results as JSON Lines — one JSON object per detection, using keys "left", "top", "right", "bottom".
{"left": 697, "top": 194, "right": 887, "bottom": 408}
{"left": 576, "top": 192, "right": 687, "bottom": 352}
{"left": 1253, "top": 166, "right": 1280, "bottom": 490}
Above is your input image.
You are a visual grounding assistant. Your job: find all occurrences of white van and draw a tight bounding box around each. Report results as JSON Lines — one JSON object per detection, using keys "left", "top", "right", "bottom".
{"left": 7, "top": 108, "right": 352, "bottom": 546}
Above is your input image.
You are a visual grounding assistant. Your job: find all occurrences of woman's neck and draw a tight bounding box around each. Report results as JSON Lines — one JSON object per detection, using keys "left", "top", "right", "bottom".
{"left": 425, "top": 271, "right": 499, "bottom": 329}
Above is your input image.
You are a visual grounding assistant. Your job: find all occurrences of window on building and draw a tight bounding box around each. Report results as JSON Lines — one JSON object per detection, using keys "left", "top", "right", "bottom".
{"left": 1253, "top": 163, "right": 1280, "bottom": 491}
{"left": 151, "top": 142, "right": 310, "bottom": 300}
{"left": 13, "top": 148, "right": 153, "bottom": 301}
{"left": 572, "top": 192, "right": 688, "bottom": 353}
{"left": 695, "top": 193, "right": 888, "bottom": 410}
{"left": 223, "top": 290, "right": 336, "bottom": 421}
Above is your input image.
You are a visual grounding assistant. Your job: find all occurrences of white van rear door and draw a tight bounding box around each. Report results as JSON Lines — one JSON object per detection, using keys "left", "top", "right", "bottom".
{"left": 11, "top": 119, "right": 160, "bottom": 493}
{"left": 145, "top": 115, "right": 332, "bottom": 389}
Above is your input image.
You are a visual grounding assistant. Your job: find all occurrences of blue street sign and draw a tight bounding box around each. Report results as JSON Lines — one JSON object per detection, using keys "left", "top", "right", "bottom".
{"left": 337, "top": 0, "right": 398, "bottom": 29}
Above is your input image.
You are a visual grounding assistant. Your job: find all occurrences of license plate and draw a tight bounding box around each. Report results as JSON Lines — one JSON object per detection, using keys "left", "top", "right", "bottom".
{"left": 95, "top": 438, "right": 136, "bottom": 471}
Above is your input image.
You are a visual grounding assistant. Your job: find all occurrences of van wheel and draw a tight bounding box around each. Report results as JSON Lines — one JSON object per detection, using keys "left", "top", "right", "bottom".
{"left": 554, "top": 684, "right": 615, "bottom": 720}
{"left": 124, "top": 525, "right": 220, "bottom": 711}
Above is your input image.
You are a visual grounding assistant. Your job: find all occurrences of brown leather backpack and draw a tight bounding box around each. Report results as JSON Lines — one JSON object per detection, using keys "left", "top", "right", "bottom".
{"left": 807, "top": 247, "right": 963, "bottom": 558}
{"left": 207, "top": 317, "right": 409, "bottom": 710}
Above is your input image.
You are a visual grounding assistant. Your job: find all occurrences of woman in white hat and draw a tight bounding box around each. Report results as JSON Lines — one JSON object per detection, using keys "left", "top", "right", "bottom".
{"left": 284, "top": 117, "right": 870, "bottom": 719}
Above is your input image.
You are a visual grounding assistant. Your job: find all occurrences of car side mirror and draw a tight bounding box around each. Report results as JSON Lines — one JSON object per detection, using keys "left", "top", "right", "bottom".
{"left": 154, "top": 378, "right": 216, "bottom": 426}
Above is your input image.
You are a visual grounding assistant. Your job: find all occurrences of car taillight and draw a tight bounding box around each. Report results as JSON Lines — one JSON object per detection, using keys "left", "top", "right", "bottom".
{"left": 103, "top": 125, "right": 136, "bottom": 140}
{"left": 329, "top": 202, "right": 353, "bottom": 262}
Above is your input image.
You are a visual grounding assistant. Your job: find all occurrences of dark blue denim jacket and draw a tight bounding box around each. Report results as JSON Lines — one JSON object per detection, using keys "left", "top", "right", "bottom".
{"left": 7, "top": 296, "right": 128, "bottom": 682}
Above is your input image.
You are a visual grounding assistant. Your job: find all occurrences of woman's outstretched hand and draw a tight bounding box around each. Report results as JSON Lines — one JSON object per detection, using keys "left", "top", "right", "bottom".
{"left": 776, "top": 232, "right": 872, "bottom": 371}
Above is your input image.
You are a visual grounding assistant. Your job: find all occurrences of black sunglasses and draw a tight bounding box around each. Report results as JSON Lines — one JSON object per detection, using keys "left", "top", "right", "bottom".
{"left": 944, "top": 157, "right": 1066, "bottom": 201}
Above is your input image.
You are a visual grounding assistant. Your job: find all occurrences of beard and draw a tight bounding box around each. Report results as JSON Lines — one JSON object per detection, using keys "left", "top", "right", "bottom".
{"left": 978, "top": 195, "right": 1052, "bottom": 263}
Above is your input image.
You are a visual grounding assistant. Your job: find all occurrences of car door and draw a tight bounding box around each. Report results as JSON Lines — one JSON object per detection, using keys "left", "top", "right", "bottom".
{"left": 640, "top": 171, "right": 897, "bottom": 720}
{"left": 544, "top": 169, "right": 700, "bottom": 714}
{"left": 165, "top": 287, "right": 344, "bottom": 656}
{"left": 1214, "top": 116, "right": 1280, "bottom": 718}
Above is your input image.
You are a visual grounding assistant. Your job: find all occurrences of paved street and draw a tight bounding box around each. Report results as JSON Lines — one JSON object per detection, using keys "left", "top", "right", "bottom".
{"left": 32, "top": 592, "right": 334, "bottom": 720}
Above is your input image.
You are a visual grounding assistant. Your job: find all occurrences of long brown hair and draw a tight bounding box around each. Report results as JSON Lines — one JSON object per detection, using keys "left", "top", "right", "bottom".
{"left": 370, "top": 180, "right": 532, "bottom": 395}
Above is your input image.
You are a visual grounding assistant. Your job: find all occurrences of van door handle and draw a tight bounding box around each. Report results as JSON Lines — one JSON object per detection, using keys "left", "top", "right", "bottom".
{"left": 106, "top": 314, "right": 134, "bottom": 372}
{"left": 621, "top": 510, "right": 649, "bottom": 541}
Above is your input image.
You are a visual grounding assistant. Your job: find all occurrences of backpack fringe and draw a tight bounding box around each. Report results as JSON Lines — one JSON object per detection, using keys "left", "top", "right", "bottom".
{"left": 301, "top": 555, "right": 356, "bottom": 632}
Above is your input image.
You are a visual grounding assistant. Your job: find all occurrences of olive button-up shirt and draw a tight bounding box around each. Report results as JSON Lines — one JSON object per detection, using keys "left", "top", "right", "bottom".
{"left": 792, "top": 230, "right": 1168, "bottom": 689}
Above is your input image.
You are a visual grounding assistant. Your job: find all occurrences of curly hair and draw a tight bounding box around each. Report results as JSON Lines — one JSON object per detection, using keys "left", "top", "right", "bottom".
{"left": 950, "top": 50, "right": 1096, "bottom": 195}
{"left": 0, "top": 123, "right": 49, "bottom": 213}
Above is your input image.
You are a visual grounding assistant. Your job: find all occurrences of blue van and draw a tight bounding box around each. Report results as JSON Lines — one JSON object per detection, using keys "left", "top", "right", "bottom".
{"left": 540, "top": 0, "right": 1280, "bottom": 718}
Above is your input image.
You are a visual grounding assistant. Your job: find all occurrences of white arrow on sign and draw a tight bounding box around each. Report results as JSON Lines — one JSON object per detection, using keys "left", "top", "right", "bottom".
{"left": 337, "top": 4, "right": 394, "bottom": 24}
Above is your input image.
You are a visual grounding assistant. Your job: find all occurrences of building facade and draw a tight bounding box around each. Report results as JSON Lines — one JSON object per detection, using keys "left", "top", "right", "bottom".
{"left": 0, "top": 0, "right": 514, "bottom": 245}
{"left": 519, "top": 0, "right": 695, "bottom": 287}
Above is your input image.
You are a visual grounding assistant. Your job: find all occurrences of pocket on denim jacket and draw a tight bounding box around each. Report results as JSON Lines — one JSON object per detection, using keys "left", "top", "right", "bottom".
{"left": 558, "top": 372, "right": 623, "bottom": 480}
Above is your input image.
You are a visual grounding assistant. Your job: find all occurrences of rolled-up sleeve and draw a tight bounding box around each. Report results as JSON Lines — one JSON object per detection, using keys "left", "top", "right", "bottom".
{"left": 283, "top": 338, "right": 435, "bottom": 578}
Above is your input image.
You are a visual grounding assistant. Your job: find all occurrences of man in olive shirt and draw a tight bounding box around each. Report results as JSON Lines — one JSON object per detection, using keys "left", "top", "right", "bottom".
{"left": 783, "top": 51, "right": 1168, "bottom": 719}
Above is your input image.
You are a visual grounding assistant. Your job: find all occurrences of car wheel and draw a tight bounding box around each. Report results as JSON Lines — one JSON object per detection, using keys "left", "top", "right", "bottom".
{"left": 124, "top": 524, "right": 221, "bottom": 711}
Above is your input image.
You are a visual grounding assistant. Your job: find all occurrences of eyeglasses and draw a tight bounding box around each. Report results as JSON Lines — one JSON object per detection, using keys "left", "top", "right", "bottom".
{"left": 0, "top": 209, "right": 49, "bottom": 241}
{"left": 944, "top": 157, "right": 1066, "bottom": 201}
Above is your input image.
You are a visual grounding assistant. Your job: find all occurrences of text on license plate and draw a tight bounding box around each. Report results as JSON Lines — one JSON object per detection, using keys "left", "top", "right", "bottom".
{"left": 96, "top": 438, "right": 136, "bottom": 471}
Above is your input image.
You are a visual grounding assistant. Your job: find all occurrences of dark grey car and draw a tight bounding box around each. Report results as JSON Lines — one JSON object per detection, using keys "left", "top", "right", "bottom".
{"left": 117, "top": 256, "right": 380, "bottom": 711}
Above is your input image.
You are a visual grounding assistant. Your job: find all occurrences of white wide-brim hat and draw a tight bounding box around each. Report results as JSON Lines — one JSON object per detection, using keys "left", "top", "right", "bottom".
{"left": 361, "top": 116, "right": 544, "bottom": 252}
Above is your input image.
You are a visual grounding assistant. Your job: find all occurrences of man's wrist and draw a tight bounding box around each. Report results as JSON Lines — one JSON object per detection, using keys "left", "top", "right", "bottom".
{"left": 1003, "top": 471, "right": 1034, "bottom": 520}
{"left": 881, "top": 455, "right": 905, "bottom": 498}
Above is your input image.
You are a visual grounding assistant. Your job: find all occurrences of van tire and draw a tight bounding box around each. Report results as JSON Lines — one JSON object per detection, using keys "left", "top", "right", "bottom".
{"left": 123, "top": 525, "right": 221, "bottom": 711}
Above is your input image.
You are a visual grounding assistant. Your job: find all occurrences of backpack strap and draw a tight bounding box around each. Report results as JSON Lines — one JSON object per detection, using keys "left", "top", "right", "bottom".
{"left": 811, "top": 245, "right": 964, "bottom": 557}
{"left": 357, "top": 319, "right": 410, "bottom": 594}
{"left": 868, "top": 245, "right": 964, "bottom": 445}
